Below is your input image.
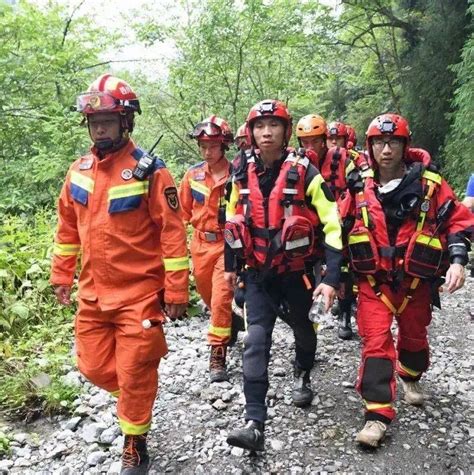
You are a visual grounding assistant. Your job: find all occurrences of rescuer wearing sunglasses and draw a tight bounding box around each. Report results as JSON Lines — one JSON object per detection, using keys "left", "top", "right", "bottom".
{"left": 51, "top": 74, "right": 189, "bottom": 474}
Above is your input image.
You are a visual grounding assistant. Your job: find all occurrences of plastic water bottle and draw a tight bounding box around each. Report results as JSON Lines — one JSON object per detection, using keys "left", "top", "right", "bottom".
{"left": 308, "top": 295, "right": 325, "bottom": 323}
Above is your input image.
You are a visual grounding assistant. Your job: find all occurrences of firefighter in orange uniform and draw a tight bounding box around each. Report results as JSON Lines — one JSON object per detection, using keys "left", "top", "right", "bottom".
{"left": 51, "top": 74, "right": 189, "bottom": 474}
{"left": 340, "top": 113, "right": 474, "bottom": 447}
{"left": 296, "top": 115, "right": 358, "bottom": 339}
{"left": 179, "top": 116, "right": 234, "bottom": 382}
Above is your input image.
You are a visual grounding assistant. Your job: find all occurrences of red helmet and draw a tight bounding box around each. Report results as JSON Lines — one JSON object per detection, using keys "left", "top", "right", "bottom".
{"left": 366, "top": 113, "right": 411, "bottom": 160}
{"left": 346, "top": 125, "right": 357, "bottom": 147}
{"left": 76, "top": 74, "right": 141, "bottom": 115}
{"left": 246, "top": 99, "right": 292, "bottom": 142}
{"left": 235, "top": 123, "right": 250, "bottom": 149}
{"left": 327, "top": 121, "right": 348, "bottom": 139}
{"left": 191, "top": 116, "right": 233, "bottom": 145}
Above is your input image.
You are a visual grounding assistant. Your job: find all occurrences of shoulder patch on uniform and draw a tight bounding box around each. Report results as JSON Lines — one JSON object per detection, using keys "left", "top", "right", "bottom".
{"left": 164, "top": 186, "right": 179, "bottom": 210}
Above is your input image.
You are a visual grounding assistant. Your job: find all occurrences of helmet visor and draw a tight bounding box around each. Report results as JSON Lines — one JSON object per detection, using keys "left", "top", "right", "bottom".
{"left": 191, "top": 121, "right": 222, "bottom": 139}
{"left": 76, "top": 92, "right": 119, "bottom": 113}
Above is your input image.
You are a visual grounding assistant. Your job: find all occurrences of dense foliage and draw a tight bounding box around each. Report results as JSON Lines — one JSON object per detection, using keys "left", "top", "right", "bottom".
{"left": 0, "top": 0, "right": 472, "bottom": 417}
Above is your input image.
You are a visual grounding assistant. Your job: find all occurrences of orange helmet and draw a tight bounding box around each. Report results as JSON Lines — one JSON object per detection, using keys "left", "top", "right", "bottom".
{"left": 235, "top": 123, "right": 250, "bottom": 149}
{"left": 76, "top": 74, "right": 141, "bottom": 116}
{"left": 366, "top": 113, "right": 411, "bottom": 159}
{"left": 327, "top": 121, "right": 348, "bottom": 139}
{"left": 246, "top": 99, "right": 292, "bottom": 143}
{"left": 191, "top": 116, "right": 233, "bottom": 145}
{"left": 296, "top": 114, "right": 327, "bottom": 138}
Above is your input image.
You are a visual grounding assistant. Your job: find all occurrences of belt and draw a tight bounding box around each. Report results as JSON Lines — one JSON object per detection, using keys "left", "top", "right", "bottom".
{"left": 195, "top": 229, "right": 223, "bottom": 242}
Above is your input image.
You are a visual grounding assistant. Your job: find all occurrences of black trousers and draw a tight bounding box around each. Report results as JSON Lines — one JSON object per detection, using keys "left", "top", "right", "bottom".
{"left": 242, "top": 269, "right": 316, "bottom": 423}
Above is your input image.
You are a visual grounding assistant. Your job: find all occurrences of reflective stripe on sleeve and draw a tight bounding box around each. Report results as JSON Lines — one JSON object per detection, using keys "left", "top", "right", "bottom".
{"left": 163, "top": 256, "right": 189, "bottom": 271}
{"left": 53, "top": 243, "right": 81, "bottom": 256}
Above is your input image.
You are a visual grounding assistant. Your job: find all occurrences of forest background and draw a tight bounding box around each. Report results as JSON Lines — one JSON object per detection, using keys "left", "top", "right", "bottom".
{"left": 0, "top": 0, "right": 473, "bottom": 443}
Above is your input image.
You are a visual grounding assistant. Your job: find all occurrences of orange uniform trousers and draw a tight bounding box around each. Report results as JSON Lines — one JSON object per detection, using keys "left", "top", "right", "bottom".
{"left": 190, "top": 232, "right": 233, "bottom": 346}
{"left": 355, "top": 278, "right": 432, "bottom": 423}
{"left": 75, "top": 292, "right": 167, "bottom": 435}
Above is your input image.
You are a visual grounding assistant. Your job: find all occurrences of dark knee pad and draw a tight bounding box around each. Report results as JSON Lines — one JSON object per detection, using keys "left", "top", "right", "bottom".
{"left": 361, "top": 357, "right": 393, "bottom": 402}
{"left": 243, "top": 325, "right": 267, "bottom": 380}
{"left": 399, "top": 348, "right": 429, "bottom": 373}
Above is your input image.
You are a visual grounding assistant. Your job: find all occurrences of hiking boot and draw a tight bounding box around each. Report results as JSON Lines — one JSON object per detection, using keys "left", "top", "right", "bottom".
{"left": 209, "top": 345, "right": 229, "bottom": 382}
{"left": 227, "top": 420, "right": 265, "bottom": 451}
{"left": 292, "top": 368, "right": 314, "bottom": 407}
{"left": 399, "top": 378, "right": 424, "bottom": 405}
{"left": 355, "top": 420, "right": 387, "bottom": 448}
{"left": 121, "top": 433, "right": 149, "bottom": 474}
{"left": 337, "top": 310, "right": 353, "bottom": 340}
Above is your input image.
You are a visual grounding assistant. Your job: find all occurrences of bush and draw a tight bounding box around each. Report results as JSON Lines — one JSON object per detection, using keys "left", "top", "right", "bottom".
{"left": 0, "top": 208, "right": 80, "bottom": 418}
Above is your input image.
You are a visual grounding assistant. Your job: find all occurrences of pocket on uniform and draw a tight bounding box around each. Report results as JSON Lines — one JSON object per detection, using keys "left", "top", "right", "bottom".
{"left": 140, "top": 320, "right": 168, "bottom": 362}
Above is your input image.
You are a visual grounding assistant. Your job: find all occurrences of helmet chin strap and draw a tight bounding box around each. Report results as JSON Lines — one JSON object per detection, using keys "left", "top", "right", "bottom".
{"left": 88, "top": 116, "right": 130, "bottom": 155}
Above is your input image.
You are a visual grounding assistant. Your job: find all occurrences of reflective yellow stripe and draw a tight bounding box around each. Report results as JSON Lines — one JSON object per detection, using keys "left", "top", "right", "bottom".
{"left": 226, "top": 182, "right": 240, "bottom": 219}
{"left": 108, "top": 181, "right": 149, "bottom": 200}
{"left": 163, "top": 256, "right": 189, "bottom": 271}
{"left": 70, "top": 171, "right": 94, "bottom": 193}
{"left": 306, "top": 174, "right": 343, "bottom": 250}
{"left": 364, "top": 400, "right": 393, "bottom": 411}
{"left": 189, "top": 179, "right": 210, "bottom": 196}
{"left": 348, "top": 234, "right": 370, "bottom": 244}
{"left": 345, "top": 159, "right": 355, "bottom": 175}
{"left": 53, "top": 243, "right": 81, "bottom": 256}
{"left": 415, "top": 234, "right": 442, "bottom": 248}
{"left": 110, "top": 389, "right": 120, "bottom": 398}
{"left": 118, "top": 418, "right": 150, "bottom": 435}
{"left": 422, "top": 170, "right": 442, "bottom": 184}
{"left": 361, "top": 168, "right": 374, "bottom": 179}
{"left": 398, "top": 363, "right": 421, "bottom": 377}
{"left": 208, "top": 325, "right": 231, "bottom": 337}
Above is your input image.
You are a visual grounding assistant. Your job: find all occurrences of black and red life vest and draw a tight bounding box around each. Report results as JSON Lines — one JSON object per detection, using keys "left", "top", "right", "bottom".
{"left": 347, "top": 150, "right": 447, "bottom": 279}
{"left": 225, "top": 150, "right": 320, "bottom": 273}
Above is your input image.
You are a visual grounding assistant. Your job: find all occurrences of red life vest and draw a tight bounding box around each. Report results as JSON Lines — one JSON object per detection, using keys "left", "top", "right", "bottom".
{"left": 228, "top": 151, "right": 320, "bottom": 273}
{"left": 347, "top": 157, "right": 447, "bottom": 279}
{"left": 318, "top": 146, "right": 349, "bottom": 201}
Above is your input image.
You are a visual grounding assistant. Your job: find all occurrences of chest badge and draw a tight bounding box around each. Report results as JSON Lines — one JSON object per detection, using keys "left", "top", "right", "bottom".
{"left": 121, "top": 168, "right": 133, "bottom": 180}
{"left": 79, "top": 158, "right": 93, "bottom": 170}
{"left": 194, "top": 171, "right": 206, "bottom": 181}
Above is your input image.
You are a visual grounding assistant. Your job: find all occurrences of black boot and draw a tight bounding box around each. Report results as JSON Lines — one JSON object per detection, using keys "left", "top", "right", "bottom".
{"left": 227, "top": 420, "right": 265, "bottom": 451}
{"left": 228, "top": 311, "right": 245, "bottom": 347}
{"left": 209, "top": 345, "right": 229, "bottom": 382}
{"left": 338, "top": 308, "right": 353, "bottom": 340}
{"left": 121, "top": 433, "right": 150, "bottom": 474}
{"left": 292, "top": 368, "right": 314, "bottom": 407}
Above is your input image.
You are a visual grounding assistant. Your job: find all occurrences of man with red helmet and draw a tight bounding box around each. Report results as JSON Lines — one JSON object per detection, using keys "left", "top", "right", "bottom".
{"left": 326, "top": 121, "right": 349, "bottom": 149}
{"left": 346, "top": 125, "right": 357, "bottom": 150}
{"left": 296, "top": 115, "right": 359, "bottom": 340}
{"left": 234, "top": 123, "right": 251, "bottom": 151}
{"left": 179, "top": 116, "right": 235, "bottom": 382}
{"left": 224, "top": 100, "right": 343, "bottom": 451}
{"left": 51, "top": 74, "right": 189, "bottom": 474}
{"left": 340, "top": 113, "right": 474, "bottom": 448}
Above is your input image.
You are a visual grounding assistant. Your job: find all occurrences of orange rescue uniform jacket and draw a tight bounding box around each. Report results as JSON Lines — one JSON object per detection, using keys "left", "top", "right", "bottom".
{"left": 179, "top": 160, "right": 230, "bottom": 234}
{"left": 51, "top": 139, "right": 189, "bottom": 310}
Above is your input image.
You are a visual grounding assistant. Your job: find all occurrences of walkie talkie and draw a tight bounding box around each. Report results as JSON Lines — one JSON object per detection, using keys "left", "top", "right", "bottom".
{"left": 132, "top": 134, "right": 164, "bottom": 181}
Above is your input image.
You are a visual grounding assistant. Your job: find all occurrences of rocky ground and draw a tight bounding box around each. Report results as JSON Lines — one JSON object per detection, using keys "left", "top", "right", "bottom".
{"left": 0, "top": 278, "right": 473, "bottom": 474}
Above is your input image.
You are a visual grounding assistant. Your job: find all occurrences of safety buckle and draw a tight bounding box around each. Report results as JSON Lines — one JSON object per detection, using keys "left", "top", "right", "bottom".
{"left": 204, "top": 232, "right": 217, "bottom": 242}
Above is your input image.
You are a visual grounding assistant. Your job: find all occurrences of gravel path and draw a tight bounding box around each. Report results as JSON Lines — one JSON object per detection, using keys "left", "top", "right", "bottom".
{"left": 1, "top": 278, "right": 472, "bottom": 474}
